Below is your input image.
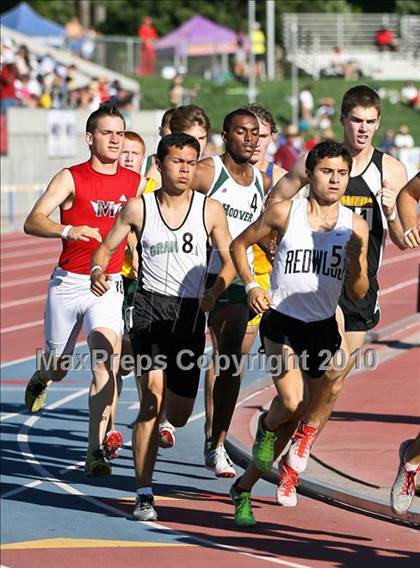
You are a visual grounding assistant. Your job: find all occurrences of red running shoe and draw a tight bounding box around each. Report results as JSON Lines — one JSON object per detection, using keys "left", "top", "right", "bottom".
{"left": 103, "top": 430, "right": 123, "bottom": 460}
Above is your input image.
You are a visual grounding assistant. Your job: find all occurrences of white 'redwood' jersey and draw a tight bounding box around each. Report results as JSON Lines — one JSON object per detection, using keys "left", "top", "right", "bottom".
{"left": 271, "top": 198, "right": 353, "bottom": 322}
{"left": 207, "top": 155, "right": 265, "bottom": 274}
{"left": 138, "top": 191, "right": 209, "bottom": 297}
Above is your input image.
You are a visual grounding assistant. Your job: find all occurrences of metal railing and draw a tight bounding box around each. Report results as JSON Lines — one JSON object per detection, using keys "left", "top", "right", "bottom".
{"left": 282, "top": 13, "right": 419, "bottom": 54}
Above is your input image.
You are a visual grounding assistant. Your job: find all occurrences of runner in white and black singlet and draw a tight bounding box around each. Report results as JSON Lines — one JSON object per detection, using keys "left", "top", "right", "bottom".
{"left": 191, "top": 108, "right": 274, "bottom": 478}
{"left": 228, "top": 141, "right": 369, "bottom": 526}
{"left": 90, "top": 132, "right": 236, "bottom": 522}
{"left": 260, "top": 85, "right": 408, "bottom": 505}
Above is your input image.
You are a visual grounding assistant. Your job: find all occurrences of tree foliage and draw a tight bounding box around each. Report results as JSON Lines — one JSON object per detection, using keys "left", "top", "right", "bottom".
{"left": 2, "top": 0, "right": 415, "bottom": 41}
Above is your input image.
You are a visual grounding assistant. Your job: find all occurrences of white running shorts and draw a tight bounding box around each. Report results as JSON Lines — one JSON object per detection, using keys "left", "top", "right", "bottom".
{"left": 44, "top": 266, "right": 124, "bottom": 356}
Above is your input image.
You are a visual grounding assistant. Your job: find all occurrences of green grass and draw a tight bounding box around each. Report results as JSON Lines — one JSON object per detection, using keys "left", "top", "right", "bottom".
{"left": 138, "top": 76, "right": 419, "bottom": 144}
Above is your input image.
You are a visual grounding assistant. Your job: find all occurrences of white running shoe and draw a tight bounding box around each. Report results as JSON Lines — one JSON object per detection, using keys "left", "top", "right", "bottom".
{"left": 286, "top": 423, "right": 318, "bottom": 473}
{"left": 391, "top": 439, "right": 420, "bottom": 515}
{"left": 159, "top": 421, "right": 176, "bottom": 449}
{"left": 276, "top": 462, "right": 299, "bottom": 506}
{"left": 205, "top": 443, "right": 236, "bottom": 478}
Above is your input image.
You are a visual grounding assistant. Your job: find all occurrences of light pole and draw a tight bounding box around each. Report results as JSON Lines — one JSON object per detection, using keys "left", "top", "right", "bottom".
{"left": 266, "top": 0, "right": 275, "bottom": 81}
{"left": 248, "top": 0, "right": 256, "bottom": 104}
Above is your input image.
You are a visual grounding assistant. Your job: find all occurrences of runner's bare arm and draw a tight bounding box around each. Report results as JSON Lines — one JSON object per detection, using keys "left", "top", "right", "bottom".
{"left": 145, "top": 158, "right": 161, "bottom": 188}
{"left": 191, "top": 157, "right": 215, "bottom": 195}
{"left": 90, "top": 198, "right": 143, "bottom": 296}
{"left": 381, "top": 154, "right": 408, "bottom": 249}
{"left": 230, "top": 201, "right": 292, "bottom": 313}
{"left": 136, "top": 176, "right": 147, "bottom": 196}
{"left": 267, "top": 153, "right": 308, "bottom": 204}
{"left": 23, "top": 169, "right": 101, "bottom": 242}
{"left": 345, "top": 214, "right": 369, "bottom": 300}
{"left": 396, "top": 174, "right": 420, "bottom": 248}
{"left": 127, "top": 229, "right": 139, "bottom": 275}
{"left": 261, "top": 165, "right": 288, "bottom": 194}
{"left": 201, "top": 200, "right": 236, "bottom": 311}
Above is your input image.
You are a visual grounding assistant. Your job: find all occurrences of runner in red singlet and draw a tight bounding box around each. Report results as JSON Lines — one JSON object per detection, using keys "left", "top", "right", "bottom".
{"left": 23, "top": 103, "right": 141, "bottom": 476}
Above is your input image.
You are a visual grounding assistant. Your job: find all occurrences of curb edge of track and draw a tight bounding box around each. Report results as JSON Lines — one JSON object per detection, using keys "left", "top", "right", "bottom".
{"left": 225, "top": 434, "right": 420, "bottom": 529}
{"left": 226, "top": 322, "right": 420, "bottom": 529}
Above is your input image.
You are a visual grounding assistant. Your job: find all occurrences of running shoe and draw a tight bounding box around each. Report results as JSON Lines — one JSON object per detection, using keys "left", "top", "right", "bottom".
{"left": 159, "top": 421, "right": 176, "bottom": 449}
{"left": 230, "top": 482, "right": 256, "bottom": 527}
{"left": 276, "top": 462, "right": 299, "bottom": 507}
{"left": 286, "top": 422, "right": 318, "bottom": 473}
{"left": 252, "top": 413, "right": 277, "bottom": 473}
{"left": 84, "top": 448, "right": 112, "bottom": 476}
{"left": 391, "top": 439, "right": 420, "bottom": 514}
{"left": 133, "top": 494, "right": 158, "bottom": 521}
{"left": 205, "top": 443, "right": 236, "bottom": 478}
{"left": 25, "top": 371, "right": 50, "bottom": 413}
{"left": 103, "top": 430, "right": 123, "bottom": 460}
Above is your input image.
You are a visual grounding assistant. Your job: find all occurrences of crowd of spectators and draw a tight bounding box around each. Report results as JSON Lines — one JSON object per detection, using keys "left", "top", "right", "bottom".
{"left": 0, "top": 37, "right": 134, "bottom": 113}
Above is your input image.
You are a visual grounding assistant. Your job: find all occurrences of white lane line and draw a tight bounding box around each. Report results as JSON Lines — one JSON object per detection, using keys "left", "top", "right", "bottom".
{"left": 11, "top": 388, "right": 311, "bottom": 568}
{"left": 1, "top": 245, "right": 60, "bottom": 260}
{"left": 0, "top": 319, "right": 44, "bottom": 334}
{"left": 0, "top": 341, "right": 86, "bottom": 368}
{"left": 1, "top": 239, "right": 48, "bottom": 251}
{"left": 0, "top": 412, "right": 20, "bottom": 421}
{"left": 1, "top": 294, "right": 46, "bottom": 309}
{"left": 1, "top": 259, "right": 55, "bottom": 272}
{"left": 1, "top": 275, "right": 49, "bottom": 289}
{"left": 381, "top": 279, "right": 417, "bottom": 296}
{"left": 382, "top": 251, "right": 420, "bottom": 266}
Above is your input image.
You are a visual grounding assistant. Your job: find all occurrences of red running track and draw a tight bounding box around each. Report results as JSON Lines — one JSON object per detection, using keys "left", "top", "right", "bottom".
{"left": 1, "top": 232, "right": 419, "bottom": 363}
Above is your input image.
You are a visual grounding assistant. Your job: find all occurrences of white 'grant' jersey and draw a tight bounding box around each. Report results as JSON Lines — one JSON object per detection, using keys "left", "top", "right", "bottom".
{"left": 138, "top": 191, "right": 209, "bottom": 297}
{"left": 271, "top": 198, "right": 353, "bottom": 322}
{"left": 207, "top": 155, "right": 265, "bottom": 273}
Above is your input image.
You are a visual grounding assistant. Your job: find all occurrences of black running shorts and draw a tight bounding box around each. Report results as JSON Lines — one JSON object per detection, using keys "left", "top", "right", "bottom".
{"left": 339, "top": 275, "right": 380, "bottom": 332}
{"left": 129, "top": 289, "right": 206, "bottom": 398}
{"left": 259, "top": 309, "right": 342, "bottom": 379}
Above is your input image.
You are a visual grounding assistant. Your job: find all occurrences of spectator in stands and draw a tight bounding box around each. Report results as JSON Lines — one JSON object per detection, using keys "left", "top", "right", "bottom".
{"left": 251, "top": 22, "right": 266, "bottom": 80}
{"left": 274, "top": 125, "right": 301, "bottom": 171}
{"left": 321, "top": 128, "right": 335, "bottom": 141}
{"left": 329, "top": 47, "right": 360, "bottom": 81}
{"left": 375, "top": 26, "right": 397, "bottom": 52}
{"left": 65, "top": 16, "right": 84, "bottom": 54}
{"left": 80, "top": 27, "right": 97, "bottom": 60}
{"left": 394, "top": 125, "right": 415, "bottom": 150}
{"left": 0, "top": 62, "right": 18, "bottom": 112}
{"left": 379, "top": 128, "right": 397, "bottom": 157}
{"left": 400, "top": 81, "right": 418, "bottom": 107}
{"left": 15, "top": 45, "right": 34, "bottom": 76}
{"left": 314, "top": 97, "right": 335, "bottom": 131}
{"left": 233, "top": 32, "right": 247, "bottom": 81}
{"left": 137, "top": 16, "right": 158, "bottom": 76}
{"left": 304, "top": 131, "right": 321, "bottom": 151}
{"left": 169, "top": 74, "right": 186, "bottom": 107}
{"left": 298, "top": 85, "right": 314, "bottom": 131}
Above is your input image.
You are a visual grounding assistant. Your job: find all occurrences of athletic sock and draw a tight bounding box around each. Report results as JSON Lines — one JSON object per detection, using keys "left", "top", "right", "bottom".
{"left": 234, "top": 477, "right": 250, "bottom": 494}
{"left": 404, "top": 458, "right": 420, "bottom": 472}
{"left": 137, "top": 486, "right": 153, "bottom": 497}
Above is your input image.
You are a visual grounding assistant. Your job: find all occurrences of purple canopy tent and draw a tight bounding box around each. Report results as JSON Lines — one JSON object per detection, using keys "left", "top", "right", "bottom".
{"left": 155, "top": 15, "right": 239, "bottom": 56}
{"left": 155, "top": 15, "right": 247, "bottom": 77}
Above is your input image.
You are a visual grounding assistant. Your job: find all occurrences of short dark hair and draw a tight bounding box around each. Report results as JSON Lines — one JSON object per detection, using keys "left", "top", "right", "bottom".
{"left": 222, "top": 108, "right": 257, "bottom": 133}
{"left": 341, "top": 85, "right": 381, "bottom": 118}
{"left": 170, "top": 104, "right": 211, "bottom": 134}
{"left": 161, "top": 108, "right": 176, "bottom": 129}
{"left": 244, "top": 104, "right": 277, "bottom": 133}
{"left": 306, "top": 141, "right": 352, "bottom": 172}
{"left": 86, "top": 103, "right": 125, "bottom": 134}
{"left": 156, "top": 132, "right": 200, "bottom": 162}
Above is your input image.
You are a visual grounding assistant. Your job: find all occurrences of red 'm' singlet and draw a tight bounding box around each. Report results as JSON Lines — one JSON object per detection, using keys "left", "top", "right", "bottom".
{"left": 58, "top": 161, "right": 140, "bottom": 274}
